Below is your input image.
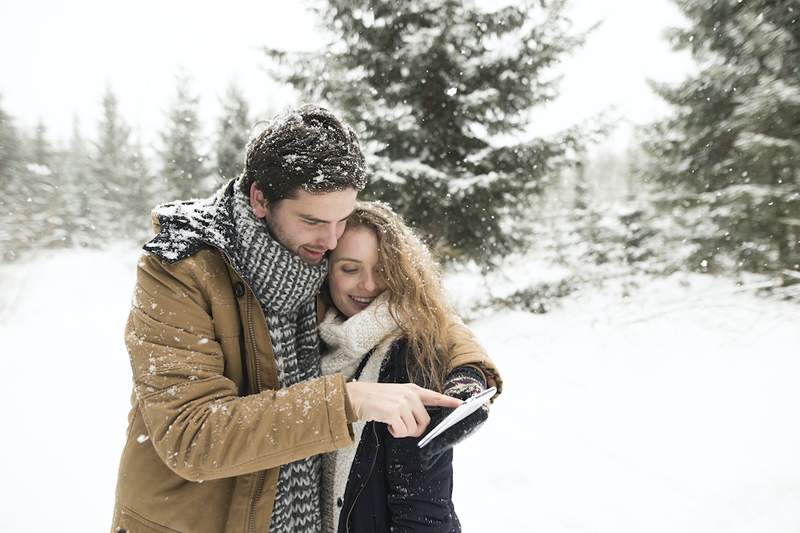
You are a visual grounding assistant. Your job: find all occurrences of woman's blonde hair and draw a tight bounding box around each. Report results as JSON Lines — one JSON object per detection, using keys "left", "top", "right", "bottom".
{"left": 344, "top": 201, "right": 454, "bottom": 391}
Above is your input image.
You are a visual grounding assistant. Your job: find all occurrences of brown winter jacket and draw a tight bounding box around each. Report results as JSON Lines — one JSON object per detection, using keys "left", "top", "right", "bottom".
{"left": 111, "top": 246, "right": 502, "bottom": 533}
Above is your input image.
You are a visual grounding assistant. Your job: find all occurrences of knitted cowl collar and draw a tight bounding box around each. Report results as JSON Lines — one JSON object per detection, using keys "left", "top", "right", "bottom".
{"left": 318, "top": 292, "right": 400, "bottom": 378}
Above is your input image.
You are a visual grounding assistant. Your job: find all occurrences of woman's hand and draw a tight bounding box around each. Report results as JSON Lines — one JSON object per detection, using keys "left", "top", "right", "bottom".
{"left": 345, "top": 382, "right": 462, "bottom": 438}
{"left": 419, "top": 366, "right": 489, "bottom": 470}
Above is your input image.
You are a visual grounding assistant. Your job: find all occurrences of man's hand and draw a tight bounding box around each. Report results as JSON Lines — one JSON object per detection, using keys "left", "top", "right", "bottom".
{"left": 345, "top": 382, "right": 462, "bottom": 438}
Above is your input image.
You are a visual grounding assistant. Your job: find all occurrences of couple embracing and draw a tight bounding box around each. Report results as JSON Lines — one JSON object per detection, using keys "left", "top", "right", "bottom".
{"left": 111, "top": 105, "right": 502, "bottom": 533}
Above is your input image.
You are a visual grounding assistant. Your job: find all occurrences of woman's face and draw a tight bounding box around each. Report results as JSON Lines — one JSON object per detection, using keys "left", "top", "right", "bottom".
{"left": 328, "top": 225, "right": 387, "bottom": 317}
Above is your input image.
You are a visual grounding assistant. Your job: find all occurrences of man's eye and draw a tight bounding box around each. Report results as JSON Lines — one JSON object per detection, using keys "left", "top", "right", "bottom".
{"left": 303, "top": 219, "right": 319, "bottom": 226}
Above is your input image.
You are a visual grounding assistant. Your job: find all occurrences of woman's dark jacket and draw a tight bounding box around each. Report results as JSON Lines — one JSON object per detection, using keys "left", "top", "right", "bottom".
{"left": 337, "top": 339, "right": 460, "bottom": 533}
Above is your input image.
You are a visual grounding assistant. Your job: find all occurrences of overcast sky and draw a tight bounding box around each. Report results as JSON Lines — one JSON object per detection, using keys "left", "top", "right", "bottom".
{"left": 0, "top": 0, "right": 693, "bottom": 152}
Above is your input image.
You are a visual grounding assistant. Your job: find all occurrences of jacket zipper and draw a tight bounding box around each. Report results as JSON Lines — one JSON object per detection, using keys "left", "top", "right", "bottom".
{"left": 245, "top": 290, "right": 267, "bottom": 533}
{"left": 345, "top": 422, "right": 380, "bottom": 533}
{"left": 209, "top": 249, "right": 270, "bottom": 533}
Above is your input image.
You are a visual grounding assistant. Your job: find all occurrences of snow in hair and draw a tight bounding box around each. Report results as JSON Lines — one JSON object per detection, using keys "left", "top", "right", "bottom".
{"left": 240, "top": 104, "right": 367, "bottom": 199}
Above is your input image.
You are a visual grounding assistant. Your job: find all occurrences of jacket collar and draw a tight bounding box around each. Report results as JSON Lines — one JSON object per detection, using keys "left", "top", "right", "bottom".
{"left": 143, "top": 179, "right": 237, "bottom": 264}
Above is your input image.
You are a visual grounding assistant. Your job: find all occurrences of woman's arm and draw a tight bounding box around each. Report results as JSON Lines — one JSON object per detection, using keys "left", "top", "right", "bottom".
{"left": 385, "top": 425, "right": 460, "bottom": 532}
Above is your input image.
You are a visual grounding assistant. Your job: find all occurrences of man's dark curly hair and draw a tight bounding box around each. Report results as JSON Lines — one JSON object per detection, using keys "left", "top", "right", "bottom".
{"left": 238, "top": 104, "right": 367, "bottom": 202}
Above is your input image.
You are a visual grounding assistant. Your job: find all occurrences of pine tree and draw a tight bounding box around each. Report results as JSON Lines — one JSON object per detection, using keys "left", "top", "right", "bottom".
{"left": 28, "top": 120, "right": 69, "bottom": 247}
{"left": 61, "top": 117, "right": 93, "bottom": 246}
{"left": 267, "top": 0, "right": 587, "bottom": 264}
{"left": 31, "top": 120, "right": 52, "bottom": 168}
{"left": 0, "top": 96, "right": 27, "bottom": 260}
{"left": 124, "top": 133, "right": 157, "bottom": 242}
{"left": 215, "top": 81, "right": 251, "bottom": 184}
{"left": 160, "top": 73, "right": 208, "bottom": 200}
{"left": 571, "top": 161, "right": 608, "bottom": 265}
{"left": 0, "top": 103, "right": 23, "bottom": 205}
{"left": 643, "top": 0, "right": 800, "bottom": 276}
{"left": 91, "top": 86, "right": 135, "bottom": 242}
{"left": 0, "top": 96, "right": 22, "bottom": 182}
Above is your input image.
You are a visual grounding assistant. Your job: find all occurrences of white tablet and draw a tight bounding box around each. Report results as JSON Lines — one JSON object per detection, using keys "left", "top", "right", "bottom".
{"left": 418, "top": 386, "right": 496, "bottom": 448}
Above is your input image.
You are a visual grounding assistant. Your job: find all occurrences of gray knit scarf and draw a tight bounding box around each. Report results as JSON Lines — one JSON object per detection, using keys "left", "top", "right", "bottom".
{"left": 228, "top": 187, "right": 327, "bottom": 533}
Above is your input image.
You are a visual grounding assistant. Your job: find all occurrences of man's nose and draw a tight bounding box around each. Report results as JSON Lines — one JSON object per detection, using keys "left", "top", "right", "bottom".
{"left": 318, "top": 224, "right": 339, "bottom": 250}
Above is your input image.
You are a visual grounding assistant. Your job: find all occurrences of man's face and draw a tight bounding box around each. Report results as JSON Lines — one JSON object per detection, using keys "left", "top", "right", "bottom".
{"left": 250, "top": 183, "right": 358, "bottom": 264}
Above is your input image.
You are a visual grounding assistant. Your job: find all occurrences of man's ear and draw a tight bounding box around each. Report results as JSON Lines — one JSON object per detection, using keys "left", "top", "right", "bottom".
{"left": 249, "top": 182, "right": 268, "bottom": 219}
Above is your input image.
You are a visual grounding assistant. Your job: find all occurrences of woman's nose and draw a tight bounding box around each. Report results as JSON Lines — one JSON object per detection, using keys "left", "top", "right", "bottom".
{"left": 360, "top": 274, "right": 377, "bottom": 292}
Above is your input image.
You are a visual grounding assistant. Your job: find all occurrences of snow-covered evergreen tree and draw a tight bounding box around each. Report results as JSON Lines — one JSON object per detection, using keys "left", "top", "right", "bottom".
{"left": 215, "top": 81, "right": 250, "bottom": 183}
{"left": 124, "top": 133, "right": 157, "bottom": 242}
{"left": 28, "top": 121, "right": 70, "bottom": 247}
{"left": 0, "top": 98, "right": 29, "bottom": 260}
{"left": 94, "top": 89, "right": 159, "bottom": 242}
{"left": 643, "top": 0, "right": 800, "bottom": 276}
{"left": 31, "top": 120, "right": 53, "bottom": 168}
{"left": 0, "top": 96, "right": 22, "bottom": 184}
{"left": 60, "top": 117, "right": 93, "bottom": 247}
{"left": 91, "top": 87, "right": 136, "bottom": 242}
{"left": 268, "top": 0, "right": 587, "bottom": 263}
{"left": 160, "top": 73, "right": 209, "bottom": 200}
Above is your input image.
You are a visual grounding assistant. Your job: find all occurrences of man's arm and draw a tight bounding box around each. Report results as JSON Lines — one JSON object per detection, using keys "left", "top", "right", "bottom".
{"left": 445, "top": 315, "right": 503, "bottom": 396}
{"left": 126, "top": 252, "right": 354, "bottom": 482}
{"left": 344, "top": 381, "right": 461, "bottom": 438}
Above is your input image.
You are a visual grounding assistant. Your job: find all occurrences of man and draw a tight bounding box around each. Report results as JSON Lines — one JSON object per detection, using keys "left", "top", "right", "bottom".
{"left": 111, "top": 105, "right": 499, "bottom": 533}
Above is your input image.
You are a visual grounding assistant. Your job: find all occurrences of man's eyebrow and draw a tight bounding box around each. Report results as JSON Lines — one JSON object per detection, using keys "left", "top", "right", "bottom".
{"left": 299, "top": 212, "right": 353, "bottom": 223}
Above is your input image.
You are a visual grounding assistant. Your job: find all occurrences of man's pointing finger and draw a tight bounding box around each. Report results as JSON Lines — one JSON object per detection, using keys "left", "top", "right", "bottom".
{"left": 419, "top": 389, "right": 462, "bottom": 408}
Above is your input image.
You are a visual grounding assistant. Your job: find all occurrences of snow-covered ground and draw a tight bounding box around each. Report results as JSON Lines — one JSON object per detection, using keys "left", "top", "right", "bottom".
{"left": 1, "top": 247, "right": 799, "bottom": 532}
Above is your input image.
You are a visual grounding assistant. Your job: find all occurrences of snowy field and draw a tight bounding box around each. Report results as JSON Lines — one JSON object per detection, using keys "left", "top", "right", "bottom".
{"left": 1, "top": 246, "right": 799, "bottom": 532}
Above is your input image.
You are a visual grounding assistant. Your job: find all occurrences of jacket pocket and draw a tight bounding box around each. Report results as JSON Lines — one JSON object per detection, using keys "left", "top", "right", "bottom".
{"left": 117, "top": 506, "right": 183, "bottom": 533}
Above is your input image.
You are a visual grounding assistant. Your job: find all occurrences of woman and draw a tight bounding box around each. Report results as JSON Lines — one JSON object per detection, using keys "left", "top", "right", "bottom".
{"left": 319, "top": 201, "right": 502, "bottom": 533}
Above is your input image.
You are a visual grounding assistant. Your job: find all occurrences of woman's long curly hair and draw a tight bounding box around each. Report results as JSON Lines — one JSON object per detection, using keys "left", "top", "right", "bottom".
{"left": 343, "top": 201, "right": 454, "bottom": 391}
